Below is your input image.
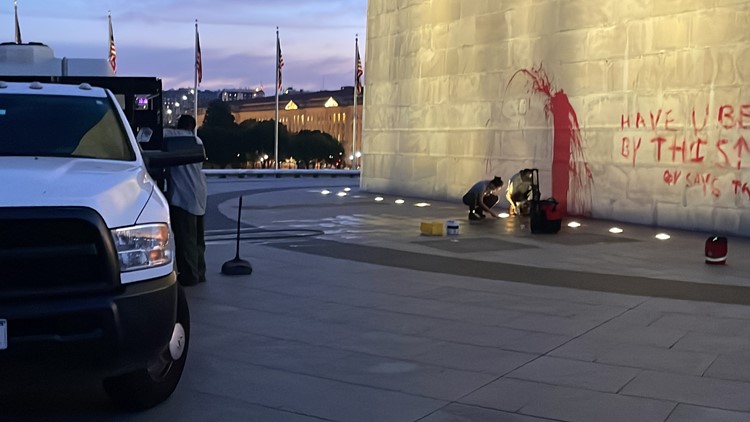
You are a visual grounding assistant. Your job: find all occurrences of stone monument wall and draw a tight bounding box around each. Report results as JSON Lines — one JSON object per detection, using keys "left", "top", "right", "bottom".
{"left": 362, "top": 0, "right": 750, "bottom": 234}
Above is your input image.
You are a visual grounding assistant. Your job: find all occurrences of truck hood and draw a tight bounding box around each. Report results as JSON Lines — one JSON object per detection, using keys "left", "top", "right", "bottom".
{"left": 0, "top": 157, "right": 155, "bottom": 228}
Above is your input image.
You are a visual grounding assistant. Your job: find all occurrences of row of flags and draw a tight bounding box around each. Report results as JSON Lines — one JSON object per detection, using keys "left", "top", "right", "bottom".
{"left": 93, "top": 13, "right": 364, "bottom": 92}
{"left": 273, "top": 32, "right": 363, "bottom": 95}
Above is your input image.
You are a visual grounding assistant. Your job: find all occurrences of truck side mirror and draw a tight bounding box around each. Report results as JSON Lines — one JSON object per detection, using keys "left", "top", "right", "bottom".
{"left": 136, "top": 127, "right": 153, "bottom": 143}
{"left": 141, "top": 135, "right": 205, "bottom": 170}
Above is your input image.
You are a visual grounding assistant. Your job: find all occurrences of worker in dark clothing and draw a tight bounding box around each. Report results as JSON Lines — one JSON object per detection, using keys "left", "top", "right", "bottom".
{"left": 164, "top": 115, "right": 207, "bottom": 286}
{"left": 462, "top": 176, "right": 504, "bottom": 220}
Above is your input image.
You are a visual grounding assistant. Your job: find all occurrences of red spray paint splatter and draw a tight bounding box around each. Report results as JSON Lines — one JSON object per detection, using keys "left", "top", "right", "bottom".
{"left": 508, "top": 65, "right": 593, "bottom": 216}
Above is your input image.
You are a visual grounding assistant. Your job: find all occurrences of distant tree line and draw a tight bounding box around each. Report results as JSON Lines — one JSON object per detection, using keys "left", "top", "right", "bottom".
{"left": 196, "top": 99, "right": 345, "bottom": 169}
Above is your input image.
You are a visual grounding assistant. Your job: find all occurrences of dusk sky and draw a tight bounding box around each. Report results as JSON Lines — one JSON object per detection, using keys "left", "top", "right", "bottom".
{"left": 5, "top": 0, "right": 367, "bottom": 91}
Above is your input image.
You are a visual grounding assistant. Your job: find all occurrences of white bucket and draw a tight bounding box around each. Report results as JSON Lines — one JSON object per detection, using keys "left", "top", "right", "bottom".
{"left": 446, "top": 220, "right": 459, "bottom": 235}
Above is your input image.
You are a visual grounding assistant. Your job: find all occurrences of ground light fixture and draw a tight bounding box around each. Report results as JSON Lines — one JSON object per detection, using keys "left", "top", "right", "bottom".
{"left": 337, "top": 192, "right": 347, "bottom": 197}
{"left": 609, "top": 227, "right": 624, "bottom": 234}
{"left": 655, "top": 233, "right": 671, "bottom": 240}
{"left": 567, "top": 221, "right": 581, "bottom": 228}
{"left": 374, "top": 196, "right": 384, "bottom": 202}
{"left": 321, "top": 190, "right": 330, "bottom": 195}
{"left": 414, "top": 202, "right": 431, "bottom": 207}
{"left": 395, "top": 199, "right": 405, "bottom": 204}
{"left": 344, "top": 187, "right": 351, "bottom": 192}
{"left": 497, "top": 212, "right": 510, "bottom": 218}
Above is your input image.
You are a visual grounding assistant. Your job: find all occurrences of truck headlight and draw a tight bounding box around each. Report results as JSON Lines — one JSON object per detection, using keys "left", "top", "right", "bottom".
{"left": 111, "top": 223, "right": 173, "bottom": 272}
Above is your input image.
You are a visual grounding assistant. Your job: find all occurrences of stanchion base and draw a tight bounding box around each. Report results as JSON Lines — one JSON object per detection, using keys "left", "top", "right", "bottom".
{"left": 222, "top": 257, "right": 253, "bottom": 275}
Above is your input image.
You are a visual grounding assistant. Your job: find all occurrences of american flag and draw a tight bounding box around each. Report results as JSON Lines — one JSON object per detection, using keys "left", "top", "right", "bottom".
{"left": 355, "top": 39, "right": 363, "bottom": 96}
{"left": 277, "top": 36, "right": 284, "bottom": 92}
{"left": 108, "top": 14, "right": 116, "bottom": 74}
{"left": 195, "top": 24, "right": 202, "bottom": 85}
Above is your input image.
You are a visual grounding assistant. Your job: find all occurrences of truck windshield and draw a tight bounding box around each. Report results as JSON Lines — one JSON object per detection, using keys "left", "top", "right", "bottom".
{"left": 0, "top": 94, "right": 135, "bottom": 160}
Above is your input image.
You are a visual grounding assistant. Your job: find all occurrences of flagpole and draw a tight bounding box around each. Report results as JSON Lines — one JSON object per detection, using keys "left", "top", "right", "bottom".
{"left": 274, "top": 27, "right": 280, "bottom": 170}
{"left": 194, "top": 19, "right": 199, "bottom": 134}
{"left": 352, "top": 35, "right": 358, "bottom": 169}
{"left": 14, "top": 0, "right": 22, "bottom": 44}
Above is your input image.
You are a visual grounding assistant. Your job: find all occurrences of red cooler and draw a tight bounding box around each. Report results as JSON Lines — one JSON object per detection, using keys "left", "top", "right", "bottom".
{"left": 705, "top": 236, "right": 728, "bottom": 265}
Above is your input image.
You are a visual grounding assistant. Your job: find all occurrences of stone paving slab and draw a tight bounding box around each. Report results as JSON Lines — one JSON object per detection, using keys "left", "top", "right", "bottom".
{"left": 704, "top": 353, "right": 750, "bottom": 383}
{"left": 506, "top": 356, "right": 640, "bottom": 393}
{"left": 420, "top": 403, "right": 558, "bottom": 421}
{"left": 622, "top": 370, "right": 750, "bottom": 412}
{"left": 459, "top": 378, "right": 676, "bottom": 422}
{"left": 666, "top": 404, "right": 750, "bottom": 422}
{"left": 186, "top": 354, "right": 448, "bottom": 422}
{"left": 595, "top": 344, "right": 717, "bottom": 376}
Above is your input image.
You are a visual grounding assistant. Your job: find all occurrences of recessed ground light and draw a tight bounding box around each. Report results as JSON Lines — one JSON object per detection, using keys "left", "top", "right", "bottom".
{"left": 497, "top": 212, "right": 510, "bottom": 218}
{"left": 321, "top": 190, "right": 330, "bottom": 195}
{"left": 655, "top": 233, "right": 671, "bottom": 240}
{"left": 414, "top": 202, "right": 430, "bottom": 207}
{"left": 609, "top": 227, "right": 623, "bottom": 234}
{"left": 394, "top": 199, "right": 405, "bottom": 204}
{"left": 374, "top": 197, "right": 384, "bottom": 202}
{"left": 337, "top": 192, "right": 347, "bottom": 197}
{"left": 344, "top": 187, "right": 351, "bottom": 192}
{"left": 567, "top": 221, "right": 581, "bottom": 228}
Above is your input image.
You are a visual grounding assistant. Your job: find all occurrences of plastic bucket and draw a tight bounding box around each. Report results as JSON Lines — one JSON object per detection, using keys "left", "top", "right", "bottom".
{"left": 446, "top": 220, "right": 459, "bottom": 236}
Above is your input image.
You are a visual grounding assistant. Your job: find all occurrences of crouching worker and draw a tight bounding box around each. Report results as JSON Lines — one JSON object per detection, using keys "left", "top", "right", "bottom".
{"left": 506, "top": 168, "right": 534, "bottom": 216}
{"left": 462, "top": 176, "right": 504, "bottom": 220}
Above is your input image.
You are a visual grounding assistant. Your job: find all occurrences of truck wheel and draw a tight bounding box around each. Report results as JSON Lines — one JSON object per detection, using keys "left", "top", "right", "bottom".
{"left": 103, "top": 285, "right": 190, "bottom": 411}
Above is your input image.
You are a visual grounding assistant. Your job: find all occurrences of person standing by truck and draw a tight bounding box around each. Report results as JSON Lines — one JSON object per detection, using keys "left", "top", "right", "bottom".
{"left": 164, "top": 115, "right": 207, "bottom": 286}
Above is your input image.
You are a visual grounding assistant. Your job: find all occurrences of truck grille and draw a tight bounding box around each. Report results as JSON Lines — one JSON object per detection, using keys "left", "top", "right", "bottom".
{"left": 0, "top": 207, "right": 120, "bottom": 297}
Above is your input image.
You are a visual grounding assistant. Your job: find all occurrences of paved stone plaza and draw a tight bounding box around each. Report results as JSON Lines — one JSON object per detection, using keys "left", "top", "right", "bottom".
{"left": 3, "top": 177, "right": 750, "bottom": 422}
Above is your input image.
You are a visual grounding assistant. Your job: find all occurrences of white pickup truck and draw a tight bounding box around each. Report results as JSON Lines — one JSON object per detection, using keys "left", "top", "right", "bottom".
{"left": 0, "top": 80, "right": 203, "bottom": 410}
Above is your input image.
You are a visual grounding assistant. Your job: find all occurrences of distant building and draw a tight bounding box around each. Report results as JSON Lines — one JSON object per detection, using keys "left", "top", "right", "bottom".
{"left": 163, "top": 88, "right": 218, "bottom": 127}
{"left": 199, "top": 86, "right": 363, "bottom": 166}
{"left": 220, "top": 87, "right": 265, "bottom": 102}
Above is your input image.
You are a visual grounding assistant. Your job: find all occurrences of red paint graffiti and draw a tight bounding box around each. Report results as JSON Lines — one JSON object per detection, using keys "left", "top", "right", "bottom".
{"left": 621, "top": 106, "right": 750, "bottom": 169}
{"left": 663, "top": 170, "right": 720, "bottom": 197}
{"left": 509, "top": 65, "right": 593, "bottom": 216}
{"left": 732, "top": 180, "right": 750, "bottom": 200}
{"left": 619, "top": 105, "right": 750, "bottom": 201}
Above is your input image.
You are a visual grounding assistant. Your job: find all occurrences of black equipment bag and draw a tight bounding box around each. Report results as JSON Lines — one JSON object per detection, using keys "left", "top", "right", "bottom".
{"left": 530, "top": 198, "right": 562, "bottom": 234}
{"left": 528, "top": 169, "right": 562, "bottom": 234}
